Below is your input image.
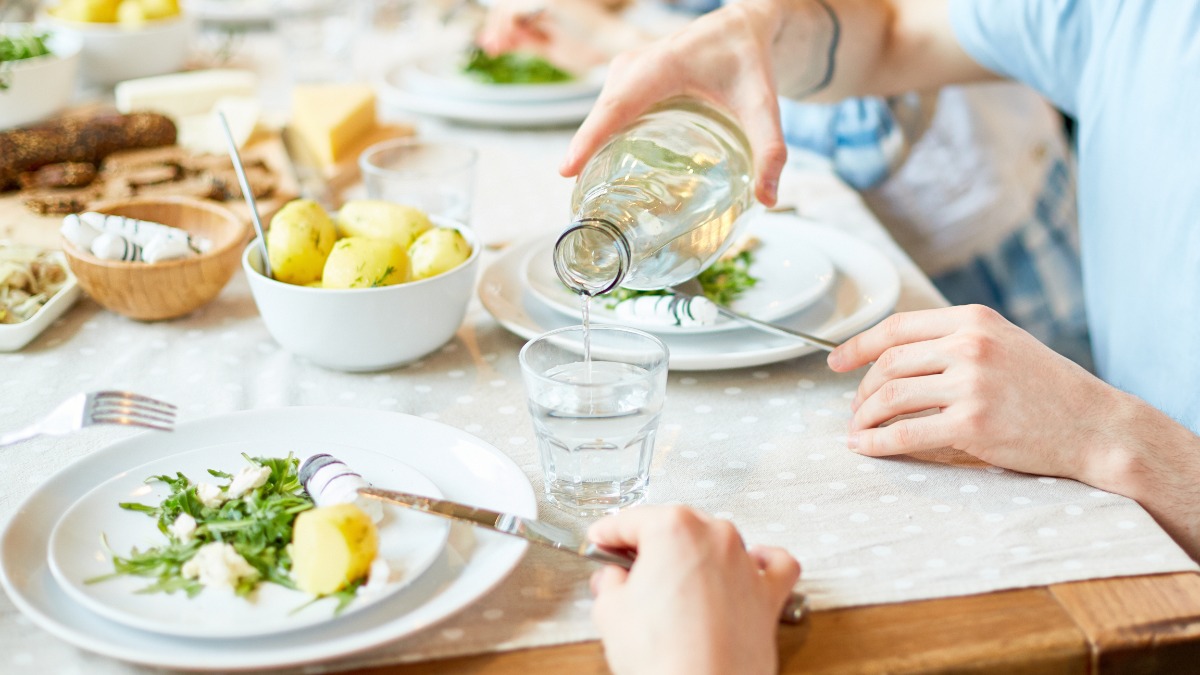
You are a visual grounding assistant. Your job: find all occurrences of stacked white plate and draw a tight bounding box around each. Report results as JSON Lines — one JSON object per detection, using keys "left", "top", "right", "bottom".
{"left": 0, "top": 407, "right": 537, "bottom": 670}
{"left": 379, "top": 50, "right": 603, "bottom": 127}
{"left": 480, "top": 212, "right": 903, "bottom": 370}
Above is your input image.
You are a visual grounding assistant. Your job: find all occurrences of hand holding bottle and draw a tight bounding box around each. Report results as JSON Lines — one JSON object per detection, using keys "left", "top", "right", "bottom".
{"left": 562, "top": 0, "right": 789, "bottom": 206}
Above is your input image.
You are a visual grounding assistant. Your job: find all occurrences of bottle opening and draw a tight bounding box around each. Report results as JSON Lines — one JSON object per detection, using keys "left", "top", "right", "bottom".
{"left": 553, "top": 219, "right": 630, "bottom": 297}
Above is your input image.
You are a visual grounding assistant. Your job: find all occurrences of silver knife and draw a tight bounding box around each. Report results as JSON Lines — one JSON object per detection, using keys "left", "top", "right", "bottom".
{"left": 358, "top": 486, "right": 808, "bottom": 624}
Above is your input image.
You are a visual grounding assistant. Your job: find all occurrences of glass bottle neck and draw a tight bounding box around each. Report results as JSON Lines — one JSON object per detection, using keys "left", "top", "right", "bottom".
{"left": 553, "top": 217, "right": 632, "bottom": 297}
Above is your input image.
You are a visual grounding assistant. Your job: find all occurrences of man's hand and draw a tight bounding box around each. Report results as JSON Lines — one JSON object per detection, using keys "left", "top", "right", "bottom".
{"left": 562, "top": 0, "right": 795, "bottom": 205}
{"left": 588, "top": 505, "right": 800, "bottom": 675}
{"left": 827, "top": 305, "right": 1133, "bottom": 485}
{"left": 478, "top": 0, "right": 645, "bottom": 74}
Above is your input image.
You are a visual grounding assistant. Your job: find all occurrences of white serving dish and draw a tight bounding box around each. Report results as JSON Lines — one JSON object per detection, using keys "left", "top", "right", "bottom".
{"left": 0, "top": 25, "right": 82, "bottom": 129}
{"left": 243, "top": 219, "right": 482, "bottom": 372}
{"left": 42, "top": 14, "right": 191, "bottom": 86}
{"left": 0, "top": 251, "right": 81, "bottom": 352}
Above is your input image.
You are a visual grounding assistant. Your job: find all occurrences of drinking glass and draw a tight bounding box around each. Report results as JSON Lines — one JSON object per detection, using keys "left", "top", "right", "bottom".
{"left": 273, "top": 0, "right": 367, "bottom": 83}
{"left": 519, "top": 325, "right": 669, "bottom": 516}
{"left": 359, "top": 139, "right": 478, "bottom": 224}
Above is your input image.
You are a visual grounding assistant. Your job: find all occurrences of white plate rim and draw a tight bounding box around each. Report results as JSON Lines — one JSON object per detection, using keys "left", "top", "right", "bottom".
{"left": 479, "top": 217, "right": 901, "bottom": 370}
{"left": 378, "top": 65, "right": 596, "bottom": 127}
{"left": 519, "top": 227, "right": 837, "bottom": 335}
{"left": 0, "top": 407, "right": 537, "bottom": 671}
{"left": 46, "top": 441, "right": 451, "bottom": 639}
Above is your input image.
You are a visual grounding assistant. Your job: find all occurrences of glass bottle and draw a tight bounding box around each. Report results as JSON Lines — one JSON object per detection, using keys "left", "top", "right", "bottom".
{"left": 553, "top": 97, "right": 756, "bottom": 296}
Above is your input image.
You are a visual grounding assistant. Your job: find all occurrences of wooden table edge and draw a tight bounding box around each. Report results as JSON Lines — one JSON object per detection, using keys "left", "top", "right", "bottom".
{"left": 352, "top": 572, "right": 1200, "bottom": 675}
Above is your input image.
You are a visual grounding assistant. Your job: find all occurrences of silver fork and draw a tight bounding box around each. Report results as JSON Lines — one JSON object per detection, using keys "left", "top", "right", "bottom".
{"left": 0, "top": 391, "right": 177, "bottom": 447}
{"left": 670, "top": 278, "right": 842, "bottom": 352}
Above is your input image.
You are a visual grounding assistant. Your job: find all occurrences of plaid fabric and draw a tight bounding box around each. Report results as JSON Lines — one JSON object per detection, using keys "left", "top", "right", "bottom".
{"left": 931, "top": 158, "right": 1093, "bottom": 370}
{"left": 781, "top": 97, "right": 1093, "bottom": 368}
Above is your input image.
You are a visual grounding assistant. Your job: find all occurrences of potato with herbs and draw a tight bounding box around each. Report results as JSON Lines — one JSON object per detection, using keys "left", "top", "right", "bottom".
{"left": 335, "top": 200, "right": 432, "bottom": 249}
{"left": 408, "top": 227, "right": 471, "bottom": 280}
{"left": 291, "top": 503, "right": 379, "bottom": 595}
{"left": 268, "top": 199, "right": 337, "bottom": 285}
{"left": 322, "top": 237, "right": 408, "bottom": 289}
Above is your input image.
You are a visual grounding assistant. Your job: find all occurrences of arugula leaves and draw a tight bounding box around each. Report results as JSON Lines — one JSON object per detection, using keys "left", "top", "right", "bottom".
{"left": 0, "top": 32, "right": 51, "bottom": 64}
{"left": 0, "top": 31, "right": 51, "bottom": 91}
{"left": 603, "top": 249, "right": 760, "bottom": 309}
{"left": 462, "top": 47, "right": 573, "bottom": 84}
{"left": 88, "top": 454, "right": 314, "bottom": 600}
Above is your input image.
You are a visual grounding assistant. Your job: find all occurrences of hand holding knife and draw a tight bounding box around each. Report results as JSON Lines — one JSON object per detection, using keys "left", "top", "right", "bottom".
{"left": 358, "top": 486, "right": 808, "bottom": 624}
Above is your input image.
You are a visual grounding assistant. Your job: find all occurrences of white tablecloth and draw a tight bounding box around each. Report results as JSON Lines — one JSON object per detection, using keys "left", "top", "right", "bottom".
{"left": 0, "top": 30, "right": 1195, "bottom": 675}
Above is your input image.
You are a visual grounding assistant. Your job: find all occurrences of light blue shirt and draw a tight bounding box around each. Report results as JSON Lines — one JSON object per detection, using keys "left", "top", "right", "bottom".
{"left": 950, "top": 0, "right": 1200, "bottom": 431}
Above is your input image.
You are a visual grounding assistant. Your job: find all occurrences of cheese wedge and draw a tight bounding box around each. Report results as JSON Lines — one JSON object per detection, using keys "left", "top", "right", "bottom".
{"left": 176, "top": 96, "right": 261, "bottom": 154}
{"left": 291, "top": 84, "right": 378, "bottom": 167}
{"left": 115, "top": 69, "right": 258, "bottom": 121}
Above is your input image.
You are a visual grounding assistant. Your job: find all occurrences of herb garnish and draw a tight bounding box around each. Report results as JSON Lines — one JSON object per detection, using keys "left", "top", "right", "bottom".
{"left": 0, "top": 32, "right": 51, "bottom": 64}
{"left": 462, "top": 47, "right": 573, "bottom": 84}
{"left": 603, "top": 249, "right": 760, "bottom": 309}
{"left": 88, "top": 454, "right": 314, "bottom": 600}
{"left": 0, "top": 31, "right": 51, "bottom": 91}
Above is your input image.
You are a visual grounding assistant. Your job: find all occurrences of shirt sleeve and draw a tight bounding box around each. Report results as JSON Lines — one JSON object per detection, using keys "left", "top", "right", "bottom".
{"left": 948, "top": 0, "right": 1093, "bottom": 115}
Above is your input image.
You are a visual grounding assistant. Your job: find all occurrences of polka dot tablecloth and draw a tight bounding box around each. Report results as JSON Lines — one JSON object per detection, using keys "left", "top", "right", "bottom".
{"left": 1, "top": 129, "right": 1196, "bottom": 675}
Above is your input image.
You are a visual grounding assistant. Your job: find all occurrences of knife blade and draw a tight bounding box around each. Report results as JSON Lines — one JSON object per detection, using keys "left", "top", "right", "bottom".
{"left": 358, "top": 486, "right": 635, "bottom": 568}
{"left": 357, "top": 486, "right": 808, "bottom": 624}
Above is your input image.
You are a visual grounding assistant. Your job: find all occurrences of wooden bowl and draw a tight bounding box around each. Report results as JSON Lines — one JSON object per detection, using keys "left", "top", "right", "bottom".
{"left": 62, "top": 197, "right": 249, "bottom": 321}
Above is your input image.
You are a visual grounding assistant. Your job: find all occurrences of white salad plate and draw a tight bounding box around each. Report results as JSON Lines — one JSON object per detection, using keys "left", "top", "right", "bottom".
{"left": 403, "top": 52, "right": 605, "bottom": 103}
{"left": 379, "top": 64, "right": 597, "bottom": 128}
{"left": 520, "top": 218, "right": 837, "bottom": 335}
{"left": 47, "top": 442, "right": 451, "bottom": 639}
{"left": 0, "top": 407, "right": 537, "bottom": 671}
{"left": 479, "top": 214, "right": 901, "bottom": 370}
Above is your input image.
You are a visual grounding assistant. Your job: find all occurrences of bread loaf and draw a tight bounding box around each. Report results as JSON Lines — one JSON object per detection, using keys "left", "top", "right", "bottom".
{"left": 0, "top": 113, "right": 177, "bottom": 190}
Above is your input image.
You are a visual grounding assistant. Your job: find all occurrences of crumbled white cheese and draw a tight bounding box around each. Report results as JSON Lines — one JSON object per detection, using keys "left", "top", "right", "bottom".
{"left": 169, "top": 513, "right": 197, "bottom": 543}
{"left": 359, "top": 557, "right": 396, "bottom": 596}
{"left": 181, "top": 542, "right": 257, "bottom": 589}
{"left": 196, "top": 482, "right": 226, "bottom": 509}
{"left": 227, "top": 465, "right": 271, "bottom": 499}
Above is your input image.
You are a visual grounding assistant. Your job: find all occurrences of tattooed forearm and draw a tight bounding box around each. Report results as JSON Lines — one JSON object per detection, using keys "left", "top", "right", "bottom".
{"left": 775, "top": 0, "right": 841, "bottom": 99}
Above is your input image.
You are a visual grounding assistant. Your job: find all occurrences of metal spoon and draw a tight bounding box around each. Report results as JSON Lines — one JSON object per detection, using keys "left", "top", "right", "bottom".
{"left": 669, "top": 278, "right": 841, "bottom": 352}
{"left": 218, "top": 111, "right": 273, "bottom": 279}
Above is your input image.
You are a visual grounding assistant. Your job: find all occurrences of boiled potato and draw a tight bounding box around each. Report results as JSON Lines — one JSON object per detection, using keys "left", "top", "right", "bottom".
{"left": 408, "top": 227, "right": 471, "bottom": 280}
{"left": 335, "top": 200, "right": 432, "bottom": 249}
{"left": 116, "top": 0, "right": 147, "bottom": 25}
{"left": 54, "top": 0, "right": 121, "bottom": 23}
{"left": 322, "top": 237, "right": 409, "bottom": 289}
{"left": 291, "top": 504, "right": 379, "bottom": 596}
{"left": 267, "top": 199, "right": 337, "bottom": 286}
{"left": 136, "top": 0, "right": 179, "bottom": 20}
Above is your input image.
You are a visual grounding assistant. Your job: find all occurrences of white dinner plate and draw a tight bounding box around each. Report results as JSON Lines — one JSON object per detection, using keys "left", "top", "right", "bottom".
{"left": 404, "top": 52, "right": 605, "bottom": 103}
{"left": 521, "top": 218, "right": 837, "bottom": 335}
{"left": 0, "top": 408, "right": 536, "bottom": 671}
{"left": 184, "top": 0, "right": 272, "bottom": 23}
{"left": 480, "top": 215, "right": 901, "bottom": 370}
{"left": 379, "top": 65, "right": 596, "bottom": 128}
{"left": 48, "top": 442, "right": 450, "bottom": 639}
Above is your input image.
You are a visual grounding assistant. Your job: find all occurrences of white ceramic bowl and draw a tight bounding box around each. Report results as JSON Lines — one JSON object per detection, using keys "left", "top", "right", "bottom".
{"left": 0, "top": 251, "right": 82, "bottom": 352}
{"left": 42, "top": 14, "right": 191, "bottom": 86}
{"left": 0, "top": 26, "right": 82, "bottom": 129}
{"left": 243, "top": 220, "right": 482, "bottom": 372}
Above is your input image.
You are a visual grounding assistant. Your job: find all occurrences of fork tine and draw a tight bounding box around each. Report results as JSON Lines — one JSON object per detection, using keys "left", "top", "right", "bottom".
{"left": 92, "top": 406, "right": 176, "bottom": 426}
{"left": 90, "top": 415, "right": 175, "bottom": 432}
{"left": 94, "top": 390, "right": 178, "bottom": 410}
{"left": 92, "top": 401, "right": 177, "bottom": 424}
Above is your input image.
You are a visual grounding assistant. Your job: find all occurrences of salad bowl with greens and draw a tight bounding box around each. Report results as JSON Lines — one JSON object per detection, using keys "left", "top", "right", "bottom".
{"left": 0, "top": 25, "right": 81, "bottom": 129}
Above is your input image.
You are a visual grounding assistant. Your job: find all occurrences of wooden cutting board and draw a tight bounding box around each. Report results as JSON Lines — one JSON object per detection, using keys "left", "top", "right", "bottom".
{"left": 0, "top": 126, "right": 300, "bottom": 250}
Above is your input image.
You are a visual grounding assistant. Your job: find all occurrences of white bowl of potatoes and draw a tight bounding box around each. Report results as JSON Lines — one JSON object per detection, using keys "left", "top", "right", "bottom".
{"left": 44, "top": 0, "right": 191, "bottom": 86}
{"left": 243, "top": 199, "right": 480, "bottom": 372}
